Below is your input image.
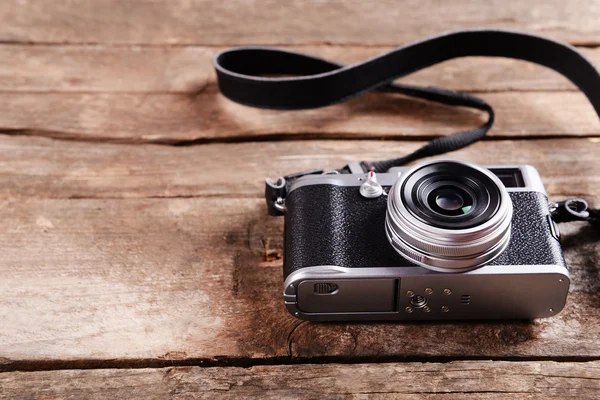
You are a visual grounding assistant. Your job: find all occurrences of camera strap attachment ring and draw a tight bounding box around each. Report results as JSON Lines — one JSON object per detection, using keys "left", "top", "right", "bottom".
{"left": 550, "top": 198, "right": 599, "bottom": 226}
{"left": 266, "top": 168, "right": 325, "bottom": 216}
{"left": 265, "top": 177, "right": 287, "bottom": 216}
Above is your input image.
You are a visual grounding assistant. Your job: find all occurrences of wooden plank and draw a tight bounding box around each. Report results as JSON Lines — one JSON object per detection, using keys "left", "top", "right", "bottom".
{"left": 0, "top": 136, "right": 598, "bottom": 200}
{"left": 1, "top": 0, "right": 599, "bottom": 45}
{"left": 2, "top": 361, "right": 600, "bottom": 399}
{"left": 0, "top": 44, "right": 598, "bottom": 93}
{"left": 0, "top": 91, "right": 598, "bottom": 143}
{"left": 0, "top": 198, "right": 598, "bottom": 365}
{"left": 0, "top": 197, "right": 293, "bottom": 364}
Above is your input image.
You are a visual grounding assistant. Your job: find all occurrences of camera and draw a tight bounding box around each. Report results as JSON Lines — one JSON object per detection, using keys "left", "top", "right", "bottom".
{"left": 277, "top": 160, "right": 570, "bottom": 321}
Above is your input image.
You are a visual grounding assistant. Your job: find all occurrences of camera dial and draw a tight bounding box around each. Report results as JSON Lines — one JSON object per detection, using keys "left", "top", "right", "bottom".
{"left": 385, "top": 159, "right": 513, "bottom": 273}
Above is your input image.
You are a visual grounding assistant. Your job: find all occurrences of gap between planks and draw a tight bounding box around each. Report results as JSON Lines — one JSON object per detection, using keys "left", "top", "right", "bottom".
{"left": 0, "top": 91, "right": 596, "bottom": 142}
{"left": 4, "top": 354, "right": 600, "bottom": 374}
{"left": 1, "top": 130, "right": 600, "bottom": 148}
{"left": 0, "top": 41, "right": 597, "bottom": 49}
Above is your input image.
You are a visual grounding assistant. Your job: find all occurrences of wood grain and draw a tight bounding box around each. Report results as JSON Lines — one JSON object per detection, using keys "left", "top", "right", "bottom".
{"left": 0, "top": 197, "right": 293, "bottom": 365}
{"left": 0, "top": 1, "right": 599, "bottom": 397}
{"left": 1, "top": 0, "right": 599, "bottom": 45}
{"left": 0, "top": 45, "right": 598, "bottom": 93}
{"left": 2, "top": 361, "right": 600, "bottom": 399}
{"left": 0, "top": 91, "right": 598, "bottom": 143}
{"left": 0, "top": 197, "right": 598, "bottom": 367}
{"left": 0, "top": 135, "right": 598, "bottom": 200}
{"left": 0, "top": 137, "right": 598, "bottom": 365}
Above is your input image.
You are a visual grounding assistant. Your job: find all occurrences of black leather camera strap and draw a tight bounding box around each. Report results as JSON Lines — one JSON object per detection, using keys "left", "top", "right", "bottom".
{"left": 213, "top": 29, "right": 600, "bottom": 225}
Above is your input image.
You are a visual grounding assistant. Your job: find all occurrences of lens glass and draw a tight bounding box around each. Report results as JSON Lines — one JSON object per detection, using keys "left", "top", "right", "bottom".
{"left": 428, "top": 186, "right": 474, "bottom": 216}
{"left": 400, "top": 162, "right": 502, "bottom": 230}
{"left": 435, "top": 191, "right": 463, "bottom": 211}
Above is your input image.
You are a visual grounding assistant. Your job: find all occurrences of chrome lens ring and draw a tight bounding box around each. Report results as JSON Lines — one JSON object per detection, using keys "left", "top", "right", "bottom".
{"left": 385, "top": 159, "right": 513, "bottom": 272}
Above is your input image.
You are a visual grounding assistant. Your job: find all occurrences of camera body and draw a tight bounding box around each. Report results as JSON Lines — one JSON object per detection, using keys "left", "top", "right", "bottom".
{"left": 281, "top": 161, "right": 569, "bottom": 321}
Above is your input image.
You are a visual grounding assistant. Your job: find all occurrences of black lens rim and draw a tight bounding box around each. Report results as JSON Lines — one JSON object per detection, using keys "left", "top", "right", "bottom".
{"left": 401, "top": 162, "right": 502, "bottom": 229}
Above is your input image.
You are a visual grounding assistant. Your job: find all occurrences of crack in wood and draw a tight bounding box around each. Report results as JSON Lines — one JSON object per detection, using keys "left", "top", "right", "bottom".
{"left": 287, "top": 321, "right": 308, "bottom": 357}
{"left": 4, "top": 355, "right": 600, "bottom": 374}
{"left": 0, "top": 40, "right": 596, "bottom": 48}
{"left": 2, "top": 129, "right": 599, "bottom": 148}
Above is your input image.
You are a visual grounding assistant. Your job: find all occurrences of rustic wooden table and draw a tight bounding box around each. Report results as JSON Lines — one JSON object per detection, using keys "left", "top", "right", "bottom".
{"left": 1, "top": 1, "right": 599, "bottom": 398}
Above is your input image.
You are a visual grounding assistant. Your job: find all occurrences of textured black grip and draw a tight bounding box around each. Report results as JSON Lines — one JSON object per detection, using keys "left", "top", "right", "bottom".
{"left": 283, "top": 186, "right": 565, "bottom": 280}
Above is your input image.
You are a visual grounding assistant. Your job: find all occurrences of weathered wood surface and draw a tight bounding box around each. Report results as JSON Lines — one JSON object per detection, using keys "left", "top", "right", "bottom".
{"left": 0, "top": 91, "right": 598, "bottom": 143}
{"left": 1, "top": 0, "right": 600, "bottom": 397}
{"left": 0, "top": 136, "right": 598, "bottom": 200}
{"left": 0, "top": 137, "right": 598, "bottom": 369}
{"left": 0, "top": 199, "right": 597, "bottom": 367}
{"left": 1, "top": 8, "right": 598, "bottom": 143}
{"left": 0, "top": 45, "right": 598, "bottom": 93}
{"left": 1, "top": 0, "right": 599, "bottom": 45}
{"left": 2, "top": 361, "right": 600, "bottom": 399}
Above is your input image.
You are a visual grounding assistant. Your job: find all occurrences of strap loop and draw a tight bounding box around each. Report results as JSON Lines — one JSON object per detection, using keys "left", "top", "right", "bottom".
{"left": 551, "top": 199, "right": 600, "bottom": 226}
{"left": 214, "top": 29, "right": 600, "bottom": 225}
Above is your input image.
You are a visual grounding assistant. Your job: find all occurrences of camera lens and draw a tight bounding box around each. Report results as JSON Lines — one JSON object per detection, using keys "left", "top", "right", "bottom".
{"left": 429, "top": 186, "right": 473, "bottom": 216}
{"left": 385, "top": 160, "right": 513, "bottom": 273}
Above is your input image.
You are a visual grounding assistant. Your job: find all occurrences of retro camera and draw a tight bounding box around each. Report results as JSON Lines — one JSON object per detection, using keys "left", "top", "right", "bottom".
{"left": 275, "top": 160, "right": 569, "bottom": 321}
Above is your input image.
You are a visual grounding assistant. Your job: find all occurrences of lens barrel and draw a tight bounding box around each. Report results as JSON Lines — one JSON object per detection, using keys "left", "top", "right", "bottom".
{"left": 385, "top": 160, "right": 513, "bottom": 272}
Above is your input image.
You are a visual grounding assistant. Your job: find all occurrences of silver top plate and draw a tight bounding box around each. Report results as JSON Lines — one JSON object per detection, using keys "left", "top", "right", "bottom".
{"left": 287, "top": 163, "right": 547, "bottom": 196}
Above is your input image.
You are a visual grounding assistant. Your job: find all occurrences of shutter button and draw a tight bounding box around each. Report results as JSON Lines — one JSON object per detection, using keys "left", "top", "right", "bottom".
{"left": 360, "top": 171, "right": 383, "bottom": 199}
